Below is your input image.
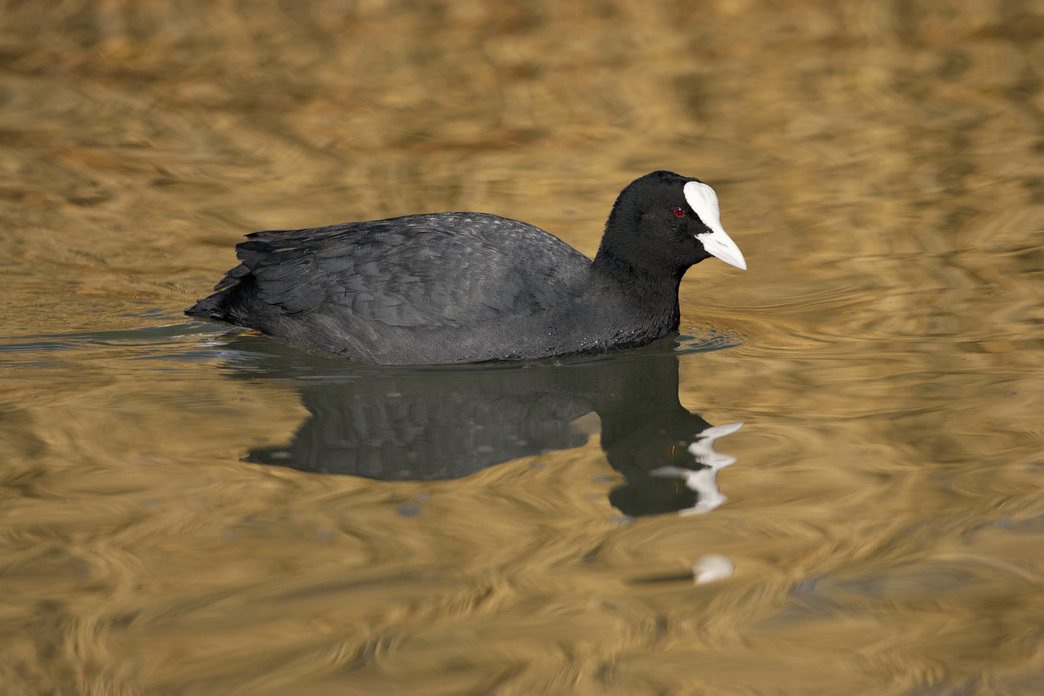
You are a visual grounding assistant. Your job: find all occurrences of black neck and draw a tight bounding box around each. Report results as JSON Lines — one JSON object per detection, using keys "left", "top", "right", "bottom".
{"left": 591, "top": 249, "right": 686, "bottom": 334}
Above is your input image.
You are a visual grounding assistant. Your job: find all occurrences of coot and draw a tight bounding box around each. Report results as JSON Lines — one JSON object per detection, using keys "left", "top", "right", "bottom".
{"left": 186, "top": 170, "right": 746, "bottom": 364}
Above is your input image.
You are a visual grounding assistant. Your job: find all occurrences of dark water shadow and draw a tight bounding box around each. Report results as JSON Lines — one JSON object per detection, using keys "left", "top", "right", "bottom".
{"left": 214, "top": 330, "right": 744, "bottom": 518}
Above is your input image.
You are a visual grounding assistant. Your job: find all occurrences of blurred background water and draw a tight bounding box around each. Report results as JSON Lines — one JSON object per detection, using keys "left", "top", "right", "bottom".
{"left": 2, "top": 1, "right": 1044, "bottom": 694}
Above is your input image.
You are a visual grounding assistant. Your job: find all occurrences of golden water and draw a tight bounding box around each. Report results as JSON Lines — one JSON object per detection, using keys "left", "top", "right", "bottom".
{"left": 3, "top": 0, "right": 1044, "bottom": 694}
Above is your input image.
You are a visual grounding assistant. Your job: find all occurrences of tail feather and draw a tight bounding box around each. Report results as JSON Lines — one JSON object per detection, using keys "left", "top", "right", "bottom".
{"left": 185, "top": 263, "right": 251, "bottom": 320}
{"left": 185, "top": 293, "right": 230, "bottom": 319}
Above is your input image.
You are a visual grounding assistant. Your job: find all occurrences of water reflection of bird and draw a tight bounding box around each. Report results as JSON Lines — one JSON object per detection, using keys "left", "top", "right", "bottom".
{"left": 649, "top": 422, "right": 743, "bottom": 516}
{"left": 188, "top": 171, "right": 745, "bottom": 365}
{"left": 219, "top": 335, "right": 743, "bottom": 517}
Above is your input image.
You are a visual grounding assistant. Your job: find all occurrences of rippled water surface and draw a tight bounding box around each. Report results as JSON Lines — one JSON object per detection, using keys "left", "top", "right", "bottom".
{"left": 3, "top": 1, "right": 1044, "bottom": 694}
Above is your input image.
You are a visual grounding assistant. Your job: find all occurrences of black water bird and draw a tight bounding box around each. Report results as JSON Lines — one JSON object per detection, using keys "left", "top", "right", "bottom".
{"left": 186, "top": 171, "right": 746, "bottom": 364}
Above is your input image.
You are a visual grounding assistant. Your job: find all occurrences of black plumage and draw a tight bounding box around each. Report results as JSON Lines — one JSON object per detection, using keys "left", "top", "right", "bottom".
{"left": 186, "top": 171, "right": 746, "bottom": 364}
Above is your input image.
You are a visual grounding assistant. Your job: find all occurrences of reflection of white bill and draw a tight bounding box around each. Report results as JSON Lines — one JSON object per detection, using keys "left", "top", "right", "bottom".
{"left": 650, "top": 421, "right": 743, "bottom": 515}
{"left": 693, "top": 554, "right": 735, "bottom": 585}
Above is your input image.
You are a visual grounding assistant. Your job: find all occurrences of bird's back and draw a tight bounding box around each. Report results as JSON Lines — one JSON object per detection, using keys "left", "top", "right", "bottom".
{"left": 187, "top": 212, "right": 595, "bottom": 363}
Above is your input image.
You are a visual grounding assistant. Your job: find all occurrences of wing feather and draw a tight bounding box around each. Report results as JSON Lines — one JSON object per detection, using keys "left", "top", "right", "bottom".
{"left": 235, "top": 213, "right": 588, "bottom": 328}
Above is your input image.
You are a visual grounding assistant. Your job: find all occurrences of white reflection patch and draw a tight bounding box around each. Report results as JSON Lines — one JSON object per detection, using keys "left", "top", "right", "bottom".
{"left": 650, "top": 422, "right": 743, "bottom": 515}
{"left": 693, "top": 554, "right": 735, "bottom": 585}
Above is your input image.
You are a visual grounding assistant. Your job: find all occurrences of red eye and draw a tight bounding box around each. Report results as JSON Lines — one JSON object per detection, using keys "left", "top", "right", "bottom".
{"left": 673, "top": 207, "right": 686, "bottom": 217}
